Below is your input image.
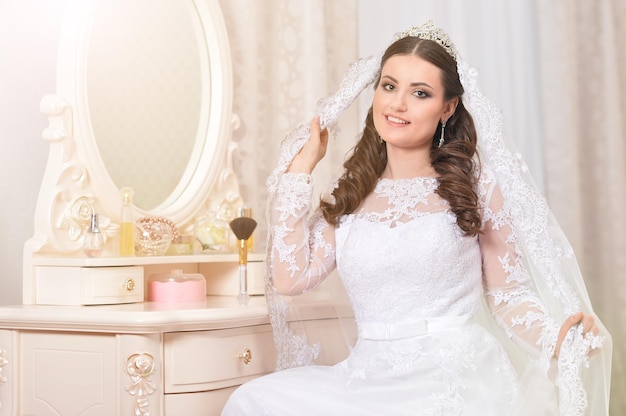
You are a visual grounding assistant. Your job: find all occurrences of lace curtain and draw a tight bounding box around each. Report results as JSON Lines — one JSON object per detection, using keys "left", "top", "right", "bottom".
{"left": 218, "top": 0, "right": 360, "bottom": 247}
{"left": 536, "top": 1, "right": 626, "bottom": 414}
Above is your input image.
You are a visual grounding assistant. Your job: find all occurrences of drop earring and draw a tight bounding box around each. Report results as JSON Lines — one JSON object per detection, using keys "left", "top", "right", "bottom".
{"left": 438, "top": 121, "right": 446, "bottom": 147}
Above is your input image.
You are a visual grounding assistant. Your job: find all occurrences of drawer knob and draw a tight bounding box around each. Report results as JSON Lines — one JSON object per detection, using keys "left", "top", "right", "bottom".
{"left": 239, "top": 348, "right": 252, "bottom": 365}
{"left": 124, "top": 278, "right": 136, "bottom": 292}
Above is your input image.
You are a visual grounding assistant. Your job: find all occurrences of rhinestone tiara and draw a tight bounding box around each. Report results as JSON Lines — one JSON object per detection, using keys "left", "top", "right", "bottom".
{"left": 394, "top": 20, "right": 457, "bottom": 61}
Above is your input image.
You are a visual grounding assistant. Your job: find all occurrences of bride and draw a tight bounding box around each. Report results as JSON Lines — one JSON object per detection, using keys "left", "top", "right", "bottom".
{"left": 222, "top": 21, "right": 611, "bottom": 415}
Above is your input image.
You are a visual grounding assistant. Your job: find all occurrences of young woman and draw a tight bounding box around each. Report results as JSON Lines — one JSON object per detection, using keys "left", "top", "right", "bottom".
{"left": 222, "top": 22, "right": 611, "bottom": 415}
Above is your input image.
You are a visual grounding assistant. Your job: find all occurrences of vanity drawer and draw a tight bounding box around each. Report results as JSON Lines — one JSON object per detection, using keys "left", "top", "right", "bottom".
{"left": 164, "top": 324, "right": 276, "bottom": 393}
{"left": 35, "top": 266, "right": 144, "bottom": 305}
{"left": 164, "top": 387, "right": 237, "bottom": 416}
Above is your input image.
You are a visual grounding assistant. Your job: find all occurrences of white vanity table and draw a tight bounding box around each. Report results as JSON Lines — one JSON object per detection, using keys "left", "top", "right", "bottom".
{"left": 0, "top": 273, "right": 345, "bottom": 416}
{"left": 0, "top": 248, "right": 346, "bottom": 415}
{"left": 0, "top": 1, "right": 347, "bottom": 414}
{"left": 0, "top": 291, "right": 275, "bottom": 416}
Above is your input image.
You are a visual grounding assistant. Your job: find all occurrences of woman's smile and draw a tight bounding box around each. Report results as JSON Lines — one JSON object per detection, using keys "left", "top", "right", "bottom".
{"left": 385, "top": 115, "right": 410, "bottom": 125}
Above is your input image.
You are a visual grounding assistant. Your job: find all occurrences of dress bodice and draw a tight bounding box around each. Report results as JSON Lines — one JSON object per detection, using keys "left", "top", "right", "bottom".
{"left": 335, "top": 178, "right": 481, "bottom": 324}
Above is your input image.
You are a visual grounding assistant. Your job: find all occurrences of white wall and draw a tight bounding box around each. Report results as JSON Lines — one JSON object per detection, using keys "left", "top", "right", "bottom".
{"left": 0, "top": 0, "right": 69, "bottom": 305}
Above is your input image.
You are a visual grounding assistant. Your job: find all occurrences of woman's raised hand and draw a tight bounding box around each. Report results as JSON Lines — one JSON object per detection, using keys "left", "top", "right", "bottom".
{"left": 287, "top": 116, "right": 329, "bottom": 174}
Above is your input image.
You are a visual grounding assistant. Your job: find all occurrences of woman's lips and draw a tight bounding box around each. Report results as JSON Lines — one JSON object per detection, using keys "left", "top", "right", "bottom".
{"left": 386, "top": 115, "right": 409, "bottom": 124}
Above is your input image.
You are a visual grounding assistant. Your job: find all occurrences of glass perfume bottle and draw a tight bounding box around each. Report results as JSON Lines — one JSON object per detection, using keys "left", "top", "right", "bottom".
{"left": 83, "top": 213, "right": 104, "bottom": 258}
{"left": 119, "top": 187, "right": 135, "bottom": 256}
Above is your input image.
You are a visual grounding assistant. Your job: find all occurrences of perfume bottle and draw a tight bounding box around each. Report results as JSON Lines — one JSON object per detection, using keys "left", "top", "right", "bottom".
{"left": 119, "top": 187, "right": 135, "bottom": 256}
{"left": 83, "top": 213, "right": 104, "bottom": 258}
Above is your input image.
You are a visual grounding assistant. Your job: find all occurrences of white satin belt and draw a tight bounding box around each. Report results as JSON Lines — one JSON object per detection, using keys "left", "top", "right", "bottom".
{"left": 358, "top": 315, "right": 471, "bottom": 341}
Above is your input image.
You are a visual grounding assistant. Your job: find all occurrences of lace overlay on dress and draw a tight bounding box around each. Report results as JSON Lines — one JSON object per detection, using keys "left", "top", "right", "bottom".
{"left": 270, "top": 168, "right": 562, "bottom": 358}
{"left": 267, "top": 168, "right": 570, "bottom": 412}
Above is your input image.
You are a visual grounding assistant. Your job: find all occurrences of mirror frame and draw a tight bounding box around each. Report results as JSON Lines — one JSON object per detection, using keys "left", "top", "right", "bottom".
{"left": 27, "top": 0, "right": 240, "bottom": 258}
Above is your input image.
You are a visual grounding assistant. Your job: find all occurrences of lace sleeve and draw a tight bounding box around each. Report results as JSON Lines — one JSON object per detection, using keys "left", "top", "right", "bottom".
{"left": 478, "top": 168, "right": 560, "bottom": 373}
{"left": 269, "top": 172, "right": 336, "bottom": 295}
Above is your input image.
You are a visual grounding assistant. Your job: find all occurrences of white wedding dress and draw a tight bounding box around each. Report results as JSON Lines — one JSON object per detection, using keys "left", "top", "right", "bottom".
{"left": 222, "top": 164, "right": 563, "bottom": 415}
{"left": 222, "top": 39, "right": 610, "bottom": 414}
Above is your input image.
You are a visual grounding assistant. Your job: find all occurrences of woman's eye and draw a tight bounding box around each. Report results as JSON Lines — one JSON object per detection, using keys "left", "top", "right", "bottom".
{"left": 382, "top": 83, "right": 394, "bottom": 91}
{"left": 413, "top": 90, "right": 429, "bottom": 98}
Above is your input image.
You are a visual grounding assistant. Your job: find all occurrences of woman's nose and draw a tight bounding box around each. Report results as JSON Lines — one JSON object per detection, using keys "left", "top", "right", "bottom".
{"left": 390, "top": 94, "right": 407, "bottom": 111}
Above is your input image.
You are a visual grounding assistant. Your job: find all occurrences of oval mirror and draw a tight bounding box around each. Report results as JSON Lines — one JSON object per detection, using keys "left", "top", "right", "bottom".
{"left": 86, "top": 0, "right": 204, "bottom": 211}
{"left": 61, "top": 0, "right": 233, "bottom": 226}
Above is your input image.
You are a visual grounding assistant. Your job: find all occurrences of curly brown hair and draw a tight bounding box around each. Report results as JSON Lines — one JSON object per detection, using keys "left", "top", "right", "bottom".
{"left": 320, "top": 37, "right": 482, "bottom": 236}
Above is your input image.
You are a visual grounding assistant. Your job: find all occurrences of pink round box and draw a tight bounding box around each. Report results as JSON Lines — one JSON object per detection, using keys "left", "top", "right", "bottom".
{"left": 147, "top": 269, "right": 206, "bottom": 302}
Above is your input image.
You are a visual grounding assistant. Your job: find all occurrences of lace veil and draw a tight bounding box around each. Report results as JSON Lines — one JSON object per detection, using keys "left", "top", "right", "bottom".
{"left": 263, "top": 22, "right": 612, "bottom": 415}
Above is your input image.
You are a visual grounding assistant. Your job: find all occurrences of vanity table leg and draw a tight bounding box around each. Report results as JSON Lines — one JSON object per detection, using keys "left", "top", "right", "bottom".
{"left": 0, "top": 330, "right": 17, "bottom": 416}
{"left": 118, "top": 333, "right": 163, "bottom": 416}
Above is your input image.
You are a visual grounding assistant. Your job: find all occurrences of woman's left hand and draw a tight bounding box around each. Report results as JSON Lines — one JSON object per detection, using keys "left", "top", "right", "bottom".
{"left": 554, "top": 311, "right": 599, "bottom": 358}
